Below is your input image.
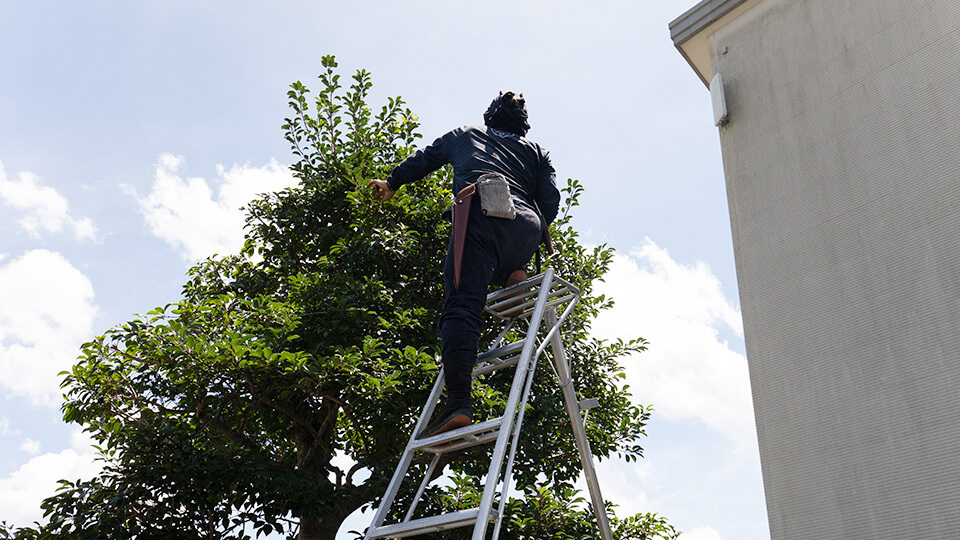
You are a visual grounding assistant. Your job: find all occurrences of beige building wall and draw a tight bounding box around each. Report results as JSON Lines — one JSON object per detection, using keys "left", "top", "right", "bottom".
{"left": 671, "top": 1, "right": 960, "bottom": 538}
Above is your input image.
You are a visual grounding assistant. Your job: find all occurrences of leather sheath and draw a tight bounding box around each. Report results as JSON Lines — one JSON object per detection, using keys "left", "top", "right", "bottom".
{"left": 452, "top": 183, "right": 476, "bottom": 290}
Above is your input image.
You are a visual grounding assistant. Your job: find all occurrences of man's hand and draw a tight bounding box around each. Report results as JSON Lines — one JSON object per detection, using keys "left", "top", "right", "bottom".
{"left": 368, "top": 179, "right": 396, "bottom": 201}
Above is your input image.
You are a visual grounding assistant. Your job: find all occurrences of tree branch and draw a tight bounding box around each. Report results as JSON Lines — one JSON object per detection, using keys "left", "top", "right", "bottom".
{"left": 344, "top": 461, "right": 366, "bottom": 486}
{"left": 195, "top": 405, "right": 264, "bottom": 455}
{"left": 239, "top": 370, "right": 321, "bottom": 442}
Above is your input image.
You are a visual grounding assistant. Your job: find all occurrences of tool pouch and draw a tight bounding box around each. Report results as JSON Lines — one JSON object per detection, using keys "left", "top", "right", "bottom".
{"left": 476, "top": 173, "right": 516, "bottom": 219}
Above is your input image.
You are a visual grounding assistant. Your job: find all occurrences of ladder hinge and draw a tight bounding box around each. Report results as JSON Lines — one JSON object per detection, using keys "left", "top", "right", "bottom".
{"left": 578, "top": 398, "right": 600, "bottom": 412}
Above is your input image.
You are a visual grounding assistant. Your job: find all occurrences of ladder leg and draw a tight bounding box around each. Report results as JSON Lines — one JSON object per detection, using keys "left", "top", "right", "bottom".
{"left": 472, "top": 269, "right": 556, "bottom": 540}
{"left": 545, "top": 309, "right": 614, "bottom": 540}
{"left": 490, "top": 336, "right": 542, "bottom": 540}
{"left": 364, "top": 368, "right": 446, "bottom": 538}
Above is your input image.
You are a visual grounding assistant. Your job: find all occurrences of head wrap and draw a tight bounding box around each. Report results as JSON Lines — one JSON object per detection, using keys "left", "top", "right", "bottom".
{"left": 483, "top": 91, "right": 530, "bottom": 136}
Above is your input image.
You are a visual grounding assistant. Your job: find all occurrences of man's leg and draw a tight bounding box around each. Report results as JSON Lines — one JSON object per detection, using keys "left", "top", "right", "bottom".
{"left": 421, "top": 218, "right": 496, "bottom": 439}
{"left": 419, "top": 348, "right": 474, "bottom": 438}
{"left": 421, "top": 204, "right": 540, "bottom": 438}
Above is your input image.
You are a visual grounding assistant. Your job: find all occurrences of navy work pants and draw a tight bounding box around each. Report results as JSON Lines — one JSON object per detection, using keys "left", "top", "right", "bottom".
{"left": 439, "top": 198, "right": 542, "bottom": 411}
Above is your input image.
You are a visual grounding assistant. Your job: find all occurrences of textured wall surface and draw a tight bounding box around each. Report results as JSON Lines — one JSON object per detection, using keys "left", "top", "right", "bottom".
{"left": 708, "top": 0, "right": 960, "bottom": 538}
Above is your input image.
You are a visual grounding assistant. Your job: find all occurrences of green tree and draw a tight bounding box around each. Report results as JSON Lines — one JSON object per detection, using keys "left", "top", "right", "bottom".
{"left": 14, "top": 56, "right": 670, "bottom": 540}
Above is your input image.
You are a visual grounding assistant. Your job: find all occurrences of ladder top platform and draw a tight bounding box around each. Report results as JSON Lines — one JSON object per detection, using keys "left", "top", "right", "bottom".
{"left": 485, "top": 272, "right": 579, "bottom": 320}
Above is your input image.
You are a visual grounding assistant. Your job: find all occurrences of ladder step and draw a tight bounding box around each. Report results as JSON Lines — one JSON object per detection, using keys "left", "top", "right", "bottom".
{"left": 485, "top": 287, "right": 578, "bottom": 321}
{"left": 473, "top": 356, "right": 520, "bottom": 377}
{"left": 488, "top": 296, "right": 536, "bottom": 318}
{"left": 485, "top": 277, "right": 540, "bottom": 319}
{"left": 418, "top": 429, "right": 500, "bottom": 454}
{"left": 368, "top": 507, "right": 486, "bottom": 538}
{"left": 473, "top": 340, "right": 525, "bottom": 376}
{"left": 410, "top": 417, "right": 504, "bottom": 452}
{"left": 477, "top": 340, "right": 525, "bottom": 363}
{"left": 486, "top": 276, "right": 541, "bottom": 304}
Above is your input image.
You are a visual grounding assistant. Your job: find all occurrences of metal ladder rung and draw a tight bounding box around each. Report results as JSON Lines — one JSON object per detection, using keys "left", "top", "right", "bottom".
{"left": 473, "top": 341, "right": 525, "bottom": 376}
{"left": 485, "top": 278, "right": 541, "bottom": 318}
{"left": 477, "top": 340, "right": 525, "bottom": 363}
{"left": 579, "top": 397, "right": 600, "bottom": 411}
{"left": 368, "top": 507, "right": 487, "bottom": 538}
{"left": 473, "top": 356, "right": 520, "bottom": 377}
{"left": 484, "top": 275, "right": 574, "bottom": 307}
{"left": 419, "top": 430, "right": 500, "bottom": 454}
{"left": 485, "top": 277, "right": 542, "bottom": 302}
{"left": 409, "top": 417, "right": 503, "bottom": 451}
{"left": 486, "top": 292, "right": 578, "bottom": 321}
{"left": 487, "top": 299, "right": 533, "bottom": 318}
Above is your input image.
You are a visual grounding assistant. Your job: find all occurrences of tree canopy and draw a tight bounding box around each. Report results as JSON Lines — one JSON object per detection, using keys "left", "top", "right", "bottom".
{"left": 3, "top": 56, "right": 677, "bottom": 540}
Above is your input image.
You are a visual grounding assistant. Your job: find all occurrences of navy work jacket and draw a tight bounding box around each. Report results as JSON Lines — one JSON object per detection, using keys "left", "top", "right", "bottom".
{"left": 385, "top": 125, "right": 561, "bottom": 225}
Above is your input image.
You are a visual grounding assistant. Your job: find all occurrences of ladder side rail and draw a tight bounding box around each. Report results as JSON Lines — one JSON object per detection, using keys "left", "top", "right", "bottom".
{"left": 472, "top": 268, "right": 557, "bottom": 540}
{"left": 545, "top": 308, "right": 614, "bottom": 540}
{"left": 490, "top": 330, "right": 549, "bottom": 539}
{"left": 491, "top": 297, "right": 580, "bottom": 538}
{"left": 365, "top": 368, "right": 447, "bottom": 538}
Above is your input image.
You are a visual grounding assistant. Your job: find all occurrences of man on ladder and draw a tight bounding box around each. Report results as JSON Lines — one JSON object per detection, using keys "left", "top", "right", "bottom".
{"left": 369, "top": 91, "right": 560, "bottom": 438}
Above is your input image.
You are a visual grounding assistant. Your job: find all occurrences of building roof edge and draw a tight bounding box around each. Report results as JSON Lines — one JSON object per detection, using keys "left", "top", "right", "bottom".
{"left": 669, "top": 0, "right": 749, "bottom": 47}
{"left": 670, "top": 0, "right": 752, "bottom": 86}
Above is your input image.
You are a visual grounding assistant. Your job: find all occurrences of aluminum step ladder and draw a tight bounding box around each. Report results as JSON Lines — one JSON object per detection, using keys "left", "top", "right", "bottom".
{"left": 364, "top": 268, "right": 614, "bottom": 540}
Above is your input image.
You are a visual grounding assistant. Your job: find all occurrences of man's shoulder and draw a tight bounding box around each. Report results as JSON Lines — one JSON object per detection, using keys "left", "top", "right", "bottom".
{"left": 453, "top": 125, "right": 520, "bottom": 143}
{"left": 460, "top": 126, "right": 550, "bottom": 156}
{"left": 483, "top": 126, "right": 546, "bottom": 149}
{"left": 438, "top": 125, "right": 483, "bottom": 141}
{"left": 457, "top": 125, "right": 485, "bottom": 136}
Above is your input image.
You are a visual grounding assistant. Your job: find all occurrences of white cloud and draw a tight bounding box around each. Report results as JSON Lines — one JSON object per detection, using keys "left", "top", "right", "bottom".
{"left": 680, "top": 526, "right": 724, "bottom": 540}
{"left": 575, "top": 457, "right": 652, "bottom": 521}
{"left": 0, "top": 161, "right": 97, "bottom": 241}
{"left": 0, "top": 430, "right": 101, "bottom": 528}
{"left": 593, "top": 238, "right": 757, "bottom": 453}
{"left": 0, "top": 416, "right": 13, "bottom": 436}
{"left": 0, "top": 250, "right": 98, "bottom": 407}
{"left": 129, "top": 153, "right": 297, "bottom": 261}
{"left": 20, "top": 438, "right": 41, "bottom": 455}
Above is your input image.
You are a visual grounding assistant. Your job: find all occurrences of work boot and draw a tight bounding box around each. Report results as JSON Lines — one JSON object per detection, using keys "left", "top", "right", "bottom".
{"left": 501, "top": 269, "right": 528, "bottom": 314}
{"left": 419, "top": 349, "right": 476, "bottom": 439}
{"left": 418, "top": 407, "right": 472, "bottom": 439}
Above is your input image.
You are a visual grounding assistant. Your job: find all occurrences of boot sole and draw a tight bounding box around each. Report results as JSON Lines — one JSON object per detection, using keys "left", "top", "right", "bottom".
{"left": 419, "top": 413, "right": 472, "bottom": 439}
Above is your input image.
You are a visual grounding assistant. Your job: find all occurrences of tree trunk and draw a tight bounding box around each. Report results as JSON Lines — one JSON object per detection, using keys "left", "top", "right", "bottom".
{"left": 293, "top": 409, "right": 355, "bottom": 540}
{"left": 292, "top": 401, "right": 380, "bottom": 540}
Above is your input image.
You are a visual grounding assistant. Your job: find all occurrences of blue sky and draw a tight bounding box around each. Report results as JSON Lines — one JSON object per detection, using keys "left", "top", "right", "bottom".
{"left": 0, "top": 1, "right": 768, "bottom": 538}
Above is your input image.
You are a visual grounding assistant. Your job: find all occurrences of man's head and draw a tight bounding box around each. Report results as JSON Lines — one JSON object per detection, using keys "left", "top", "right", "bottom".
{"left": 483, "top": 91, "right": 530, "bottom": 136}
